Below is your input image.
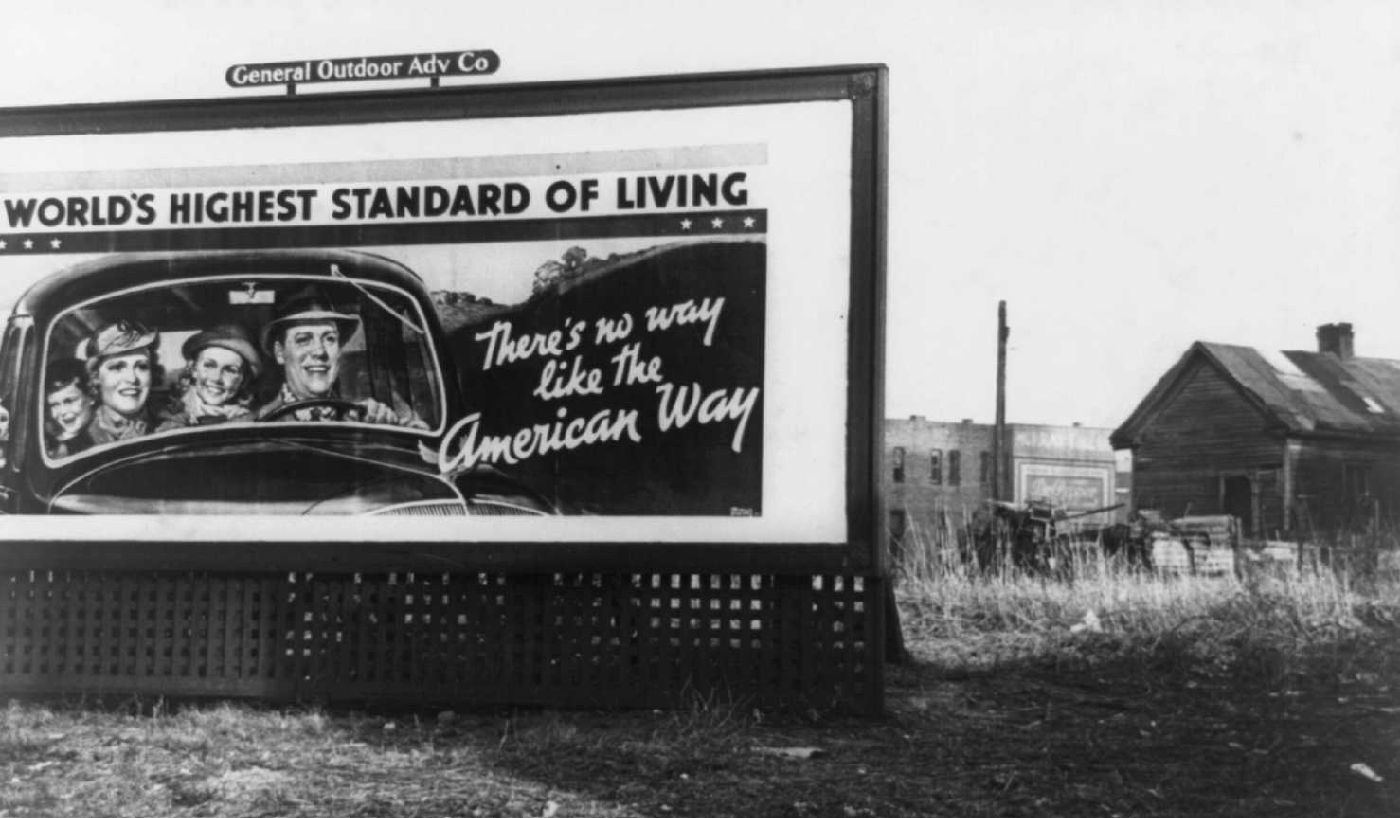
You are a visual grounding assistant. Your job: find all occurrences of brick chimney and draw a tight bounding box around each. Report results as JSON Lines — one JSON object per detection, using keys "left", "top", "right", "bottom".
{"left": 1317, "top": 322, "right": 1355, "bottom": 359}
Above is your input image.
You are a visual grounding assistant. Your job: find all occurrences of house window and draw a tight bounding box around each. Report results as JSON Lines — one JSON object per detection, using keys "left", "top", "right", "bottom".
{"left": 948, "top": 449, "right": 961, "bottom": 486}
{"left": 892, "top": 446, "right": 906, "bottom": 483}
{"left": 888, "top": 508, "right": 907, "bottom": 540}
{"left": 979, "top": 451, "right": 991, "bottom": 486}
{"left": 929, "top": 449, "right": 942, "bottom": 485}
{"left": 1344, "top": 463, "right": 1371, "bottom": 498}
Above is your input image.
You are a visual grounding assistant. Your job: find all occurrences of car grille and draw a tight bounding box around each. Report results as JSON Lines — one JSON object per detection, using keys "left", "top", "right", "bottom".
{"left": 371, "top": 499, "right": 547, "bottom": 516}
{"left": 465, "top": 499, "right": 550, "bottom": 516}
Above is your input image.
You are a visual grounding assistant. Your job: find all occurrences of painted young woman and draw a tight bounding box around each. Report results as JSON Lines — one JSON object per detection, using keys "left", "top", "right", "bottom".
{"left": 78, "top": 321, "right": 161, "bottom": 445}
{"left": 157, "top": 325, "right": 261, "bottom": 430}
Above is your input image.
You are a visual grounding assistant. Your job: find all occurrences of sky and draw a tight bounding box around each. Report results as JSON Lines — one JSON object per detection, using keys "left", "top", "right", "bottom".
{"left": 3, "top": 0, "right": 1400, "bottom": 430}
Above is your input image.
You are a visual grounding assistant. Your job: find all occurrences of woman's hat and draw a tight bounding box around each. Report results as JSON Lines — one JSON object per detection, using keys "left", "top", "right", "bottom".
{"left": 77, "top": 320, "right": 158, "bottom": 364}
{"left": 183, "top": 324, "right": 263, "bottom": 380}
{"left": 260, "top": 286, "right": 360, "bottom": 355}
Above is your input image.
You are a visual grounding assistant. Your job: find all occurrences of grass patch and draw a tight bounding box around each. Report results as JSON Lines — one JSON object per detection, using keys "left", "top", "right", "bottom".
{"left": 2, "top": 537, "right": 1398, "bottom": 817}
{"left": 897, "top": 525, "right": 1400, "bottom": 697}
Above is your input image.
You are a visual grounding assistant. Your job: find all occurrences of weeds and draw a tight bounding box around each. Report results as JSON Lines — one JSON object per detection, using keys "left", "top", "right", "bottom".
{"left": 892, "top": 519, "right": 1400, "bottom": 712}
{"left": 899, "top": 518, "right": 1396, "bottom": 625}
{"left": 0, "top": 522, "right": 1393, "bottom": 816}
{"left": 666, "top": 683, "right": 753, "bottom": 737}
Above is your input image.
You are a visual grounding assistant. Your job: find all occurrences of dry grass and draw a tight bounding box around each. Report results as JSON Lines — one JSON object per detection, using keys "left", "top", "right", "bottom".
{"left": 895, "top": 521, "right": 1400, "bottom": 681}
{"left": 0, "top": 696, "right": 798, "bottom": 818}
{"left": 2, "top": 533, "right": 1398, "bottom": 817}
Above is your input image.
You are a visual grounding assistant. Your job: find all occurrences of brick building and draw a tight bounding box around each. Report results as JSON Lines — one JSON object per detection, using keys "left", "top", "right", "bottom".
{"left": 885, "top": 418, "right": 1121, "bottom": 543}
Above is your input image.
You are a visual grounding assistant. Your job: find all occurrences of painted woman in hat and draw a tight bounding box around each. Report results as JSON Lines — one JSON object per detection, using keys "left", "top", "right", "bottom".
{"left": 156, "top": 325, "right": 262, "bottom": 430}
{"left": 78, "top": 319, "right": 162, "bottom": 445}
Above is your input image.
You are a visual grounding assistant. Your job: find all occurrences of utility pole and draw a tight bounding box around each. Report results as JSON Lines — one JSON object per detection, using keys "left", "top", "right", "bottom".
{"left": 992, "top": 301, "right": 1009, "bottom": 502}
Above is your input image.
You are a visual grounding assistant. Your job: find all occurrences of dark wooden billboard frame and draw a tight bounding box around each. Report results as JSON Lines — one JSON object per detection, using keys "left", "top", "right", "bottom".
{"left": 0, "top": 65, "right": 889, "bottom": 712}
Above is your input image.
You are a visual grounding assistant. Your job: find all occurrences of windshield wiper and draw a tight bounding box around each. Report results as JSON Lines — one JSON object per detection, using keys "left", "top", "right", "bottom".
{"left": 329, "top": 263, "right": 426, "bottom": 336}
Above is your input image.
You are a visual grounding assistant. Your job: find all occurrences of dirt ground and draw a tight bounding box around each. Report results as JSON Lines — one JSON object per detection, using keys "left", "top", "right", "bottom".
{"left": 487, "top": 627, "right": 1400, "bottom": 818}
{"left": 2, "top": 621, "right": 1398, "bottom": 817}
{"left": 871, "top": 631, "right": 1400, "bottom": 818}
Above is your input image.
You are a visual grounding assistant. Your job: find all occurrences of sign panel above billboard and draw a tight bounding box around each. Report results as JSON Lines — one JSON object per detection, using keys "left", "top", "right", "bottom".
{"left": 225, "top": 50, "right": 500, "bottom": 88}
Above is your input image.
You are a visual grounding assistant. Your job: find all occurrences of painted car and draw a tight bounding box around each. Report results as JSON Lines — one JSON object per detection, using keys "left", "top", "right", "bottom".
{"left": 0, "top": 249, "right": 552, "bottom": 516}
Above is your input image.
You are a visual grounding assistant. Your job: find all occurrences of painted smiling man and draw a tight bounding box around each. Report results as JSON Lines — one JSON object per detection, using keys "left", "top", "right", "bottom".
{"left": 256, "top": 286, "right": 422, "bottom": 426}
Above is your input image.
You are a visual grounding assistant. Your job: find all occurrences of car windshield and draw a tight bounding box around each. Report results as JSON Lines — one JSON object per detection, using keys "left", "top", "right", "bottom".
{"left": 41, "top": 275, "right": 443, "bottom": 463}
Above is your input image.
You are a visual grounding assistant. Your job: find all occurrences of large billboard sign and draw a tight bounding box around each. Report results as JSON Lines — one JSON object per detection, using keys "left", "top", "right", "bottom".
{"left": 0, "top": 68, "right": 885, "bottom": 571}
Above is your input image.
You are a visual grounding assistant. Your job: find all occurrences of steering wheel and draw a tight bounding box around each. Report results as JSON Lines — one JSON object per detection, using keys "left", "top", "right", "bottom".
{"left": 257, "top": 397, "right": 363, "bottom": 422}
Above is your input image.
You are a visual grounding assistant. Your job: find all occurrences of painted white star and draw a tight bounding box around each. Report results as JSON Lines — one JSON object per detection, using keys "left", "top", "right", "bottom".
{"left": 22, "top": 239, "right": 32, "bottom": 250}
{"left": 0, "top": 240, "right": 7, "bottom": 250}
{"left": 49, "top": 238, "right": 61, "bottom": 249}
{"left": 679, "top": 218, "right": 693, "bottom": 230}
{"left": 743, "top": 216, "right": 757, "bottom": 229}
{"left": 710, "top": 217, "right": 724, "bottom": 229}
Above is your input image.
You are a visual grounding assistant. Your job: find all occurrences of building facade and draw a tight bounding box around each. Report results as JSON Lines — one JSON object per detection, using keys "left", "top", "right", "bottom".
{"left": 884, "top": 418, "right": 1121, "bottom": 544}
{"left": 1111, "top": 323, "right": 1400, "bottom": 537}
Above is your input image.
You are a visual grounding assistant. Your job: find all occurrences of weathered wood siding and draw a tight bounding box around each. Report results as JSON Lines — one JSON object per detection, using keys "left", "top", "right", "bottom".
{"left": 1129, "top": 361, "right": 1285, "bottom": 530}
{"left": 1292, "top": 439, "right": 1400, "bottom": 532}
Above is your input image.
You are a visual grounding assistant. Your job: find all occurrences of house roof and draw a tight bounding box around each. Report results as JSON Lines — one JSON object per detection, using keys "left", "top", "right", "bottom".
{"left": 1110, "top": 341, "right": 1400, "bottom": 448}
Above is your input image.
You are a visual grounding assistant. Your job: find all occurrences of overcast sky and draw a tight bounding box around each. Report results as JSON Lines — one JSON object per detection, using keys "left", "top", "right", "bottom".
{"left": 4, "top": 0, "right": 1399, "bottom": 430}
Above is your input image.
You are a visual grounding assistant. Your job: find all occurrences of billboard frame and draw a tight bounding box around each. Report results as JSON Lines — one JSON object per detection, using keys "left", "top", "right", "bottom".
{"left": 0, "top": 65, "right": 888, "bottom": 577}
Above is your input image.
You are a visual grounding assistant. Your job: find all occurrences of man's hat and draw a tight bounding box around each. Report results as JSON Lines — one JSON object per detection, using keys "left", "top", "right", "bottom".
{"left": 183, "top": 324, "right": 263, "bottom": 380}
{"left": 77, "top": 320, "right": 158, "bottom": 365}
{"left": 260, "top": 286, "right": 360, "bottom": 355}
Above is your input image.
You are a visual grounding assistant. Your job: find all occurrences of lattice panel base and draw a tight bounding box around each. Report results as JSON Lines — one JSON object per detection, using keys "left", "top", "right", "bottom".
{"left": 0, "top": 571, "right": 881, "bottom": 712}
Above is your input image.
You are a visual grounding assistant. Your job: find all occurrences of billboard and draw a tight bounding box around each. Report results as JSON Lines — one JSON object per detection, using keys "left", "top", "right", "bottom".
{"left": 0, "top": 68, "right": 885, "bottom": 568}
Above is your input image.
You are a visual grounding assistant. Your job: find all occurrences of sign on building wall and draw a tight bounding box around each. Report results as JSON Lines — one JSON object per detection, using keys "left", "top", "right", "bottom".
{"left": 0, "top": 69, "right": 884, "bottom": 568}
{"left": 1017, "top": 463, "right": 1112, "bottom": 512}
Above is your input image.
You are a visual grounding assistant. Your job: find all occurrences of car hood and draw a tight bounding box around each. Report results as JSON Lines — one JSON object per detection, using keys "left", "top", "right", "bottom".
{"left": 48, "top": 437, "right": 461, "bottom": 514}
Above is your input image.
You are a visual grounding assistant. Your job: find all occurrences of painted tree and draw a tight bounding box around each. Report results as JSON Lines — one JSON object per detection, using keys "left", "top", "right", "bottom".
{"left": 531, "top": 246, "right": 591, "bottom": 295}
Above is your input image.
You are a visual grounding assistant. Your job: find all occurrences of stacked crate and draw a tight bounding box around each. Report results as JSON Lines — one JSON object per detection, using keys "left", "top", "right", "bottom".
{"left": 1150, "top": 515, "right": 1237, "bottom": 575}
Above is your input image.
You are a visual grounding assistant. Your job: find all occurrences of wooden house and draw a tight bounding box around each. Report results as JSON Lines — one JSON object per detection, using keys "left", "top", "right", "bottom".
{"left": 1110, "top": 324, "right": 1400, "bottom": 537}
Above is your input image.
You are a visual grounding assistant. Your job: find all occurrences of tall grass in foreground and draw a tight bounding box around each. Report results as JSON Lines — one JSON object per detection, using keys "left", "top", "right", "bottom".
{"left": 893, "top": 519, "right": 1400, "bottom": 691}
{"left": 893, "top": 516, "right": 1399, "bottom": 640}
